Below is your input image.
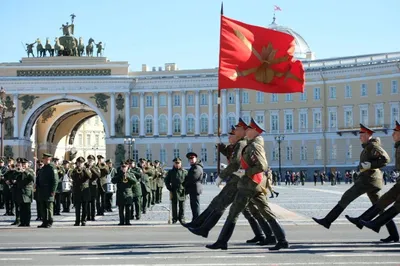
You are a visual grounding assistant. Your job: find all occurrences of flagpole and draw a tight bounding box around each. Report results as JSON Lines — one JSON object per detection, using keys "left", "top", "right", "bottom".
{"left": 217, "top": 2, "right": 223, "bottom": 177}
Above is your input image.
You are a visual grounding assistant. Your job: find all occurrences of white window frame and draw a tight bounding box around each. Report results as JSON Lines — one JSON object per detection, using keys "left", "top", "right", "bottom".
{"left": 359, "top": 104, "right": 369, "bottom": 126}
{"left": 345, "top": 84, "right": 352, "bottom": 98}
{"left": 284, "top": 110, "right": 294, "bottom": 133}
{"left": 270, "top": 111, "right": 279, "bottom": 133}
{"left": 376, "top": 82, "right": 382, "bottom": 96}
{"left": 329, "top": 86, "right": 336, "bottom": 99}
{"left": 361, "top": 83, "right": 368, "bottom": 97}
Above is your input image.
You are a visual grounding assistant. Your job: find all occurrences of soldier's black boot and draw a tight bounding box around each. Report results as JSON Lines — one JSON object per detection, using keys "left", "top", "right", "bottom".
{"left": 246, "top": 218, "right": 265, "bottom": 243}
{"left": 361, "top": 206, "right": 399, "bottom": 233}
{"left": 257, "top": 220, "right": 276, "bottom": 246}
{"left": 345, "top": 205, "right": 380, "bottom": 229}
{"left": 125, "top": 206, "right": 132, "bottom": 225}
{"left": 188, "top": 210, "right": 222, "bottom": 238}
{"left": 312, "top": 204, "right": 344, "bottom": 229}
{"left": 268, "top": 219, "right": 289, "bottom": 251}
{"left": 205, "top": 221, "right": 236, "bottom": 250}
{"left": 274, "top": 192, "right": 279, "bottom": 198}
{"left": 182, "top": 206, "right": 213, "bottom": 228}
{"left": 380, "top": 220, "right": 400, "bottom": 243}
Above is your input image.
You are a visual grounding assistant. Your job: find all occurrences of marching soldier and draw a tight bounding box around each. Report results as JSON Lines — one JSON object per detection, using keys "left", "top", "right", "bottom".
{"left": 36, "top": 153, "right": 59, "bottom": 228}
{"left": 86, "top": 155, "right": 100, "bottom": 221}
{"left": 10, "top": 158, "right": 23, "bottom": 225}
{"left": 71, "top": 156, "right": 91, "bottom": 226}
{"left": 206, "top": 118, "right": 289, "bottom": 251}
{"left": 128, "top": 160, "right": 142, "bottom": 220}
{"left": 15, "top": 158, "right": 34, "bottom": 227}
{"left": 3, "top": 157, "right": 15, "bottom": 216}
{"left": 34, "top": 160, "right": 44, "bottom": 220}
{"left": 139, "top": 159, "right": 152, "bottom": 214}
{"left": 347, "top": 121, "right": 400, "bottom": 242}
{"left": 154, "top": 160, "right": 164, "bottom": 204}
{"left": 300, "top": 170, "right": 306, "bottom": 186}
{"left": 112, "top": 161, "right": 136, "bottom": 225}
{"left": 313, "top": 124, "right": 396, "bottom": 241}
{"left": 96, "top": 155, "right": 110, "bottom": 216}
{"left": 150, "top": 161, "right": 157, "bottom": 205}
{"left": 53, "top": 158, "right": 62, "bottom": 215}
{"left": 61, "top": 160, "right": 72, "bottom": 213}
{"left": 165, "top": 157, "right": 187, "bottom": 223}
{"left": 105, "top": 159, "right": 116, "bottom": 212}
{"left": 0, "top": 158, "right": 5, "bottom": 209}
{"left": 185, "top": 152, "right": 203, "bottom": 221}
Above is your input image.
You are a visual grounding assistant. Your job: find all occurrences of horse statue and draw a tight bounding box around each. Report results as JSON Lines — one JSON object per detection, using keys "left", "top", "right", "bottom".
{"left": 54, "top": 37, "right": 65, "bottom": 56}
{"left": 96, "top": 41, "right": 104, "bottom": 57}
{"left": 36, "top": 38, "right": 45, "bottom": 57}
{"left": 85, "top": 38, "right": 95, "bottom": 57}
{"left": 77, "top": 37, "right": 85, "bottom": 56}
{"left": 45, "top": 38, "right": 54, "bottom": 57}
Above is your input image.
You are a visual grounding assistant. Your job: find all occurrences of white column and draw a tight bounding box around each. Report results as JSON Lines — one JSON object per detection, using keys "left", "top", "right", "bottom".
{"left": 124, "top": 92, "right": 130, "bottom": 136}
{"left": 110, "top": 92, "right": 116, "bottom": 136}
{"left": 153, "top": 92, "right": 159, "bottom": 136}
{"left": 13, "top": 94, "right": 19, "bottom": 138}
{"left": 181, "top": 91, "right": 187, "bottom": 136}
{"left": 195, "top": 91, "right": 200, "bottom": 135}
{"left": 221, "top": 90, "right": 228, "bottom": 134}
{"left": 208, "top": 90, "right": 213, "bottom": 135}
{"left": 139, "top": 92, "right": 145, "bottom": 136}
{"left": 167, "top": 91, "right": 173, "bottom": 136}
{"left": 235, "top": 89, "right": 240, "bottom": 121}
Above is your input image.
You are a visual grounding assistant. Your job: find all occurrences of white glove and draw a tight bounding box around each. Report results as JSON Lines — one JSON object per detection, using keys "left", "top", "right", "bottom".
{"left": 220, "top": 163, "right": 227, "bottom": 169}
{"left": 216, "top": 177, "right": 223, "bottom": 186}
{"left": 361, "top": 162, "right": 371, "bottom": 170}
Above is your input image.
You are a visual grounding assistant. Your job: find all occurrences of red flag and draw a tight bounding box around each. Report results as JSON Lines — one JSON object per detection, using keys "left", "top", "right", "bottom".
{"left": 274, "top": 5, "right": 282, "bottom": 11}
{"left": 218, "top": 15, "right": 305, "bottom": 93}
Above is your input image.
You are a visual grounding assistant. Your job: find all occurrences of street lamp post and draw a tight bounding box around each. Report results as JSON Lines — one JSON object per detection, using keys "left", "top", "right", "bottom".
{"left": 124, "top": 137, "right": 134, "bottom": 160}
{"left": 274, "top": 134, "right": 285, "bottom": 184}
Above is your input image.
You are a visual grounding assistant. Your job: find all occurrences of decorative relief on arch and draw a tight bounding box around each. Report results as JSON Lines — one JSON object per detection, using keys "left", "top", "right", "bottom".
{"left": 4, "top": 146, "right": 13, "bottom": 158}
{"left": 115, "top": 114, "right": 124, "bottom": 136}
{"left": 116, "top": 93, "right": 124, "bottom": 111}
{"left": 19, "top": 95, "right": 40, "bottom": 114}
{"left": 90, "top": 93, "right": 110, "bottom": 112}
{"left": 115, "top": 144, "right": 126, "bottom": 166}
{"left": 5, "top": 96, "right": 16, "bottom": 115}
{"left": 41, "top": 107, "right": 56, "bottom": 123}
{"left": 4, "top": 118, "right": 13, "bottom": 138}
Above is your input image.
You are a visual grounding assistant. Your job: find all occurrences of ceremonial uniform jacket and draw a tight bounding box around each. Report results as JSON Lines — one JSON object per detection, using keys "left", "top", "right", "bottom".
{"left": 71, "top": 167, "right": 91, "bottom": 202}
{"left": 219, "top": 139, "right": 247, "bottom": 181}
{"left": 15, "top": 168, "right": 34, "bottom": 204}
{"left": 155, "top": 166, "right": 165, "bottom": 188}
{"left": 0, "top": 166, "right": 7, "bottom": 191}
{"left": 112, "top": 169, "right": 136, "bottom": 205}
{"left": 56, "top": 166, "right": 63, "bottom": 193}
{"left": 37, "top": 163, "right": 58, "bottom": 202}
{"left": 129, "top": 167, "right": 142, "bottom": 197}
{"left": 165, "top": 167, "right": 187, "bottom": 201}
{"left": 140, "top": 167, "right": 153, "bottom": 194}
{"left": 185, "top": 161, "right": 203, "bottom": 195}
{"left": 395, "top": 141, "right": 400, "bottom": 172}
{"left": 87, "top": 164, "right": 101, "bottom": 199}
{"left": 150, "top": 166, "right": 157, "bottom": 190}
{"left": 97, "top": 163, "right": 110, "bottom": 192}
{"left": 358, "top": 138, "right": 390, "bottom": 184}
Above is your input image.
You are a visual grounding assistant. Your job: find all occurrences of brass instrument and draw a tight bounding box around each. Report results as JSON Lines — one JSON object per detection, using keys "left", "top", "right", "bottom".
{"left": 122, "top": 172, "right": 128, "bottom": 183}
{"left": 75, "top": 166, "right": 83, "bottom": 174}
{"left": 98, "top": 162, "right": 106, "bottom": 169}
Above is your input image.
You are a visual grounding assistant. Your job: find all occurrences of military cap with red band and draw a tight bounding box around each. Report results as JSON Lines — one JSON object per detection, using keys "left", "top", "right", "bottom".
{"left": 359, "top": 123, "right": 374, "bottom": 135}
{"left": 235, "top": 118, "right": 249, "bottom": 129}
{"left": 248, "top": 117, "right": 265, "bottom": 134}
{"left": 394, "top": 121, "right": 400, "bottom": 132}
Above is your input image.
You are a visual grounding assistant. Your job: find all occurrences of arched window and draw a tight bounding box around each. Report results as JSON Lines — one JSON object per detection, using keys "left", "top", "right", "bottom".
{"left": 145, "top": 115, "right": 153, "bottom": 134}
{"left": 186, "top": 114, "right": 195, "bottom": 134}
{"left": 131, "top": 116, "right": 139, "bottom": 134}
{"left": 200, "top": 114, "right": 208, "bottom": 134}
{"left": 173, "top": 114, "right": 181, "bottom": 133}
{"left": 159, "top": 114, "right": 167, "bottom": 134}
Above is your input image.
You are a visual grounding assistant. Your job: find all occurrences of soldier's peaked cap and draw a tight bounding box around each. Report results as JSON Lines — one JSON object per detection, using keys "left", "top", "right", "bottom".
{"left": 235, "top": 118, "right": 249, "bottom": 129}
{"left": 42, "top": 153, "right": 53, "bottom": 158}
{"left": 394, "top": 121, "right": 400, "bottom": 132}
{"left": 359, "top": 123, "right": 374, "bottom": 135}
{"left": 126, "top": 158, "right": 135, "bottom": 163}
{"left": 186, "top": 152, "right": 198, "bottom": 159}
{"left": 97, "top": 155, "right": 104, "bottom": 159}
{"left": 87, "top": 155, "right": 95, "bottom": 160}
{"left": 75, "top": 157, "right": 85, "bottom": 163}
{"left": 173, "top": 157, "right": 182, "bottom": 163}
{"left": 248, "top": 117, "right": 265, "bottom": 134}
{"left": 105, "top": 159, "right": 112, "bottom": 163}
{"left": 62, "top": 160, "right": 71, "bottom": 165}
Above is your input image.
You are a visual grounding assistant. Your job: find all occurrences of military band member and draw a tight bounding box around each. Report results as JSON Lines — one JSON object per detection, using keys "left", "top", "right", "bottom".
{"left": 185, "top": 152, "right": 203, "bottom": 221}
{"left": 112, "top": 161, "right": 136, "bottom": 225}
{"left": 16, "top": 158, "right": 34, "bottom": 227}
{"left": 96, "top": 155, "right": 110, "bottom": 216}
{"left": 36, "top": 153, "right": 59, "bottom": 228}
{"left": 154, "top": 160, "right": 164, "bottom": 204}
{"left": 128, "top": 160, "right": 142, "bottom": 220}
{"left": 3, "top": 157, "right": 15, "bottom": 216}
{"left": 313, "top": 124, "right": 397, "bottom": 241}
{"left": 53, "top": 158, "right": 62, "bottom": 215}
{"left": 149, "top": 161, "right": 157, "bottom": 205}
{"left": 139, "top": 159, "right": 152, "bottom": 214}
{"left": 105, "top": 159, "right": 116, "bottom": 212}
{"left": 0, "top": 158, "right": 6, "bottom": 209}
{"left": 348, "top": 121, "right": 400, "bottom": 242}
{"left": 34, "top": 160, "right": 44, "bottom": 220}
{"left": 206, "top": 118, "right": 289, "bottom": 251}
{"left": 165, "top": 157, "right": 187, "bottom": 223}
{"left": 71, "top": 157, "right": 91, "bottom": 226}
{"left": 86, "top": 155, "right": 100, "bottom": 221}
{"left": 61, "top": 160, "right": 72, "bottom": 213}
{"left": 10, "top": 158, "right": 23, "bottom": 225}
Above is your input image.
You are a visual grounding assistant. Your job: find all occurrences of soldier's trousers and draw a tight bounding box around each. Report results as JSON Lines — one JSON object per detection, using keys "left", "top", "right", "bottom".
{"left": 0, "top": 190, "right": 4, "bottom": 208}
{"left": 171, "top": 198, "right": 185, "bottom": 222}
{"left": 156, "top": 187, "right": 163, "bottom": 203}
{"left": 338, "top": 179, "right": 381, "bottom": 209}
{"left": 87, "top": 199, "right": 96, "bottom": 220}
{"left": 75, "top": 201, "right": 88, "bottom": 224}
{"left": 376, "top": 183, "right": 400, "bottom": 211}
{"left": 61, "top": 192, "right": 71, "bottom": 212}
{"left": 188, "top": 192, "right": 200, "bottom": 221}
{"left": 105, "top": 193, "right": 113, "bottom": 211}
{"left": 54, "top": 193, "right": 61, "bottom": 214}
{"left": 19, "top": 202, "right": 31, "bottom": 225}
{"left": 4, "top": 191, "right": 13, "bottom": 214}
{"left": 131, "top": 196, "right": 141, "bottom": 219}
{"left": 142, "top": 193, "right": 149, "bottom": 213}
{"left": 96, "top": 189, "right": 105, "bottom": 215}
{"left": 242, "top": 201, "right": 273, "bottom": 238}
{"left": 118, "top": 204, "right": 132, "bottom": 225}
{"left": 36, "top": 200, "right": 42, "bottom": 219}
{"left": 40, "top": 201, "right": 54, "bottom": 225}
{"left": 14, "top": 203, "right": 20, "bottom": 223}
{"left": 151, "top": 190, "right": 156, "bottom": 205}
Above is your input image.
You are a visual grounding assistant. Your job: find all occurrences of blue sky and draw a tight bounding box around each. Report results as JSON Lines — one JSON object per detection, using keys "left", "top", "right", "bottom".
{"left": 1, "top": 0, "right": 399, "bottom": 71}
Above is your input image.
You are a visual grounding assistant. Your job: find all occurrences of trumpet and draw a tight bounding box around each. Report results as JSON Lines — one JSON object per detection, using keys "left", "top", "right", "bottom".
{"left": 75, "top": 166, "right": 83, "bottom": 174}
{"left": 98, "top": 162, "right": 106, "bottom": 169}
{"left": 122, "top": 172, "right": 128, "bottom": 183}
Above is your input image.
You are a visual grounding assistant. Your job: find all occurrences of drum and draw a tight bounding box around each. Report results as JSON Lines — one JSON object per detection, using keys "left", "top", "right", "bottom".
{"left": 62, "top": 181, "right": 71, "bottom": 192}
{"left": 106, "top": 183, "right": 115, "bottom": 193}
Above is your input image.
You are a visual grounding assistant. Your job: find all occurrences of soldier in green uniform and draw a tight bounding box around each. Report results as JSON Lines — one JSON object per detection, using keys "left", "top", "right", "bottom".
{"left": 105, "top": 159, "right": 116, "bottom": 212}
{"left": 112, "top": 161, "right": 136, "bottom": 225}
{"left": 139, "top": 159, "right": 152, "bottom": 214}
{"left": 150, "top": 161, "right": 157, "bottom": 205}
{"left": 313, "top": 124, "right": 395, "bottom": 239}
{"left": 53, "top": 158, "right": 62, "bottom": 215}
{"left": 10, "top": 159, "right": 21, "bottom": 225}
{"left": 300, "top": 170, "right": 306, "bottom": 186}
{"left": 86, "top": 155, "right": 100, "bottom": 221}
{"left": 0, "top": 158, "right": 5, "bottom": 209}
{"left": 34, "top": 160, "right": 44, "bottom": 220}
{"left": 60, "top": 160, "right": 72, "bottom": 212}
{"left": 96, "top": 155, "right": 110, "bottom": 215}
{"left": 154, "top": 160, "right": 164, "bottom": 204}
{"left": 206, "top": 118, "right": 289, "bottom": 251}
{"left": 71, "top": 157, "right": 91, "bottom": 226}
{"left": 165, "top": 157, "right": 187, "bottom": 223}
{"left": 348, "top": 121, "right": 400, "bottom": 242}
{"left": 3, "top": 158, "right": 15, "bottom": 216}
{"left": 128, "top": 160, "right": 142, "bottom": 220}
{"left": 36, "top": 153, "right": 58, "bottom": 228}
{"left": 15, "top": 158, "right": 34, "bottom": 227}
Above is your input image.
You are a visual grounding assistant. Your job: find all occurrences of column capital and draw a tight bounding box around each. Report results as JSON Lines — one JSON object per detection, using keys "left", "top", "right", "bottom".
{"left": 139, "top": 91, "right": 145, "bottom": 96}
{"left": 153, "top": 91, "right": 159, "bottom": 96}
